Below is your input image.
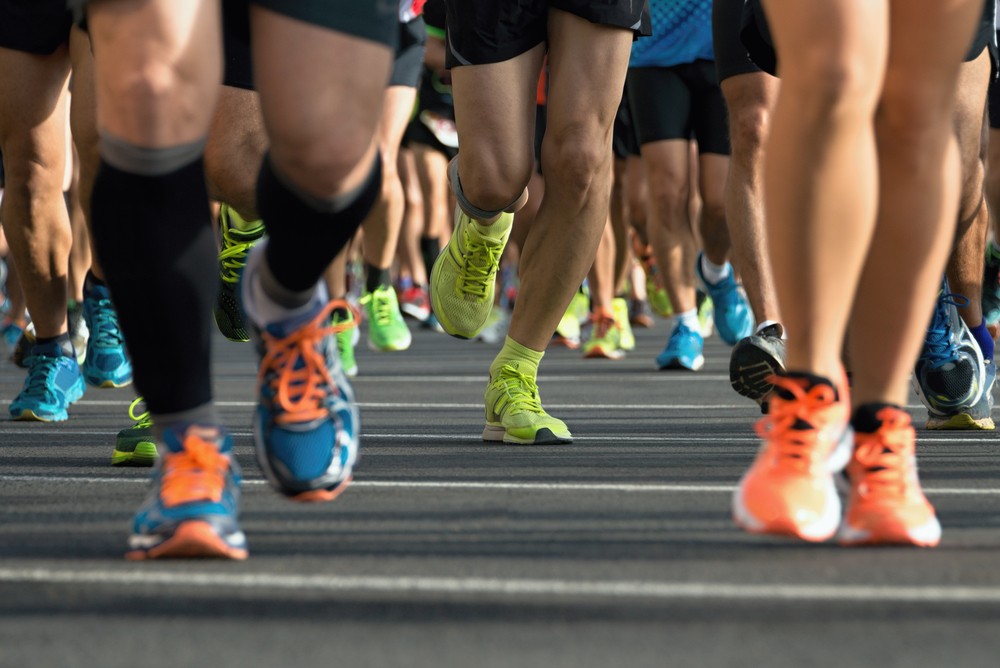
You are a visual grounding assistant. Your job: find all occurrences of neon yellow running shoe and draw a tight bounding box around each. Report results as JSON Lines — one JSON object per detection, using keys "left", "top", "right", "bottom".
{"left": 583, "top": 311, "right": 625, "bottom": 360}
{"left": 483, "top": 362, "right": 572, "bottom": 445}
{"left": 112, "top": 397, "right": 158, "bottom": 467}
{"left": 214, "top": 205, "right": 266, "bottom": 343}
{"left": 430, "top": 209, "right": 512, "bottom": 338}
{"left": 360, "top": 285, "right": 412, "bottom": 352}
{"left": 332, "top": 305, "right": 359, "bottom": 376}
{"left": 612, "top": 297, "right": 635, "bottom": 351}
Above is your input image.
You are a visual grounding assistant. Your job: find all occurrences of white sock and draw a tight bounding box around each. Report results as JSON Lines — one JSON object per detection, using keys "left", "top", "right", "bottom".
{"left": 700, "top": 255, "right": 731, "bottom": 285}
{"left": 675, "top": 309, "right": 699, "bottom": 331}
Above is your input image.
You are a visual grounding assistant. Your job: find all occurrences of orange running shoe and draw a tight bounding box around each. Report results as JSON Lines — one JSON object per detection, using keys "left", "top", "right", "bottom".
{"left": 839, "top": 407, "right": 941, "bottom": 547}
{"left": 733, "top": 373, "right": 852, "bottom": 542}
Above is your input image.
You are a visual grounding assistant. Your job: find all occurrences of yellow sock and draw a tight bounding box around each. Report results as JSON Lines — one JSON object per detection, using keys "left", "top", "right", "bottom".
{"left": 490, "top": 336, "right": 544, "bottom": 378}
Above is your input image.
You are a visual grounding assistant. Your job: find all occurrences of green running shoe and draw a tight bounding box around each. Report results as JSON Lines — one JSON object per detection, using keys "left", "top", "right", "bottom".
{"left": 214, "top": 205, "right": 266, "bottom": 342}
{"left": 430, "top": 209, "right": 512, "bottom": 338}
{"left": 611, "top": 297, "right": 635, "bottom": 351}
{"left": 332, "top": 305, "right": 359, "bottom": 377}
{"left": 112, "top": 397, "right": 158, "bottom": 467}
{"left": 483, "top": 362, "right": 572, "bottom": 445}
{"left": 361, "top": 285, "right": 412, "bottom": 352}
{"left": 583, "top": 311, "right": 625, "bottom": 360}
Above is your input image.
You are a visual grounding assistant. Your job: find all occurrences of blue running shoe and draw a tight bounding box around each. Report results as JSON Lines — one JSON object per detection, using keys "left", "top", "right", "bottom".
{"left": 9, "top": 341, "right": 85, "bottom": 422}
{"left": 127, "top": 424, "right": 247, "bottom": 560}
{"left": 913, "top": 278, "right": 985, "bottom": 417}
{"left": 82, "top": 283, "right": 132, "bottom": 388}
{"left": 983, "top": 242, "right": 1000, "bottom": 326}
{"left": 242, "top": 248, "right": 359, "bottom": 502}
{"left": 696, "top": 252, "right": 754, "bottom": 345}
{"left": 656, "top": 322, "right": 705, "bottom": 371}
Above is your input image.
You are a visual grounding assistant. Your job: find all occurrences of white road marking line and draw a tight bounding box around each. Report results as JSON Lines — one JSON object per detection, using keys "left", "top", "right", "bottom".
{"left": 0, "top": 399, "right": 761, "bottom": 410}
{"left": 1, "top": 567, "right": 999, "bottom": 603}
{"left": 0, "top": 473, "right": 997, "bottom": 496}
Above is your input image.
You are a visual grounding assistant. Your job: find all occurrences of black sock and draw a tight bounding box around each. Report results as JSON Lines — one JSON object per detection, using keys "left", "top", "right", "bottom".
{"left": 89, "top": 157, "right": 215, "bottom": 415}
{"left": 259, "top": 154, "right": 382, "bottom": 292}
{"left": 84, "top": 270, "right": 106, "bottom": 292}
{"left": 34, "top": 332, "right": 74, "bottom": 358}
{"left": 365, "top": 263, "right": 392, "bottom": 294}
{"left": 420, "top": 236, "right": 440, "bottom": 279}
{"left": 851, "top": 402, "right": 902, "bottom": 433}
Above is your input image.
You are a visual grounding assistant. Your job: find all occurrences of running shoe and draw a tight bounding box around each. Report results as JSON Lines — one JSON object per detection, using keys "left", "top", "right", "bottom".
{"left": 733, "top": 373, "right": 852, "bottom": 542}
{"left": 730, "top": 323, "right": 787, "bottom": 411}
{"left": 483, "top": 362, "right": 572, "bottom": 444}
{"left": 656, "top": 322, "right": 704, "bottom": 371}
{"left": 399, "top": 285, "right": 432, "bottom": 322}
{"left": 839, "top": 407, "right": 941, "bottom": 547}
{"left": 332, "top": 305, "right": 359, "bottom": 377}
{"left": 82, "top": 283, "right": 132, "bottom": 388}
{"left": 611, "top": 297, "right": 635, "bottom": 351}
{"left": 1, "top": 315, "right": 25, "bottom": 348}
{"left": 478, "top": 304, "right": 510, "bottom": 345}
{"left": 697, "top": 291, "right": 715, "bottom": 339}
{"left": 113, "top": 397, "right": 159, "bottom": 467}
{"left": 242, "top": 249, "right": 359, "bottom": 502}
{"left": 926, "top": 357, "right": 995, "bottom": 430}
{"left": 647, "top": 278, "right": 673, "bottom": 318}
{"left": 629, "top": 298, "right": 655, "bottom": 329}
{"left": 553, "top": 307, "right": 583, "bottom": 349}
{"left": 983, "top": 242, "right": 1000, "bottom": 326}
{"left": 361, "top": 285, "right": 412, "bottom": 352}
{"left": 430, "top": 209, "right": 513, "bottom": 338}
{"left": 127, "top": 424, "right": 247, "bottom": 560}
{"left": 9, "top": 340, "right": 86, "bottom": 422}
{"left": 696, "top": 252, "right": 754, "bottom": 345}
{"left": 913, "top": 279, "right": 985, "bottom": 420}
{"left": 214, "top": 204, "right": 266, "bottom": 343}
{"left": 583, "top": 310, "right": 625, "bottom": 360}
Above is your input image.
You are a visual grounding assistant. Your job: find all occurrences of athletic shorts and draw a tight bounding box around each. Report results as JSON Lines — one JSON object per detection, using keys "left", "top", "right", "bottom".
{"left": 990, "top": 31, "right": 1000, "bottom": 129}
{"left": 713, "top": 0, "right": 760, "bottom": 83}
{"left": 443, "top": 0, "right": 651, "bottom": 68}
{"left": 391, "top": 17, "right": 426, "bottom": 88}
{"left": 222, "top": 0, "right": 254, "bottom": 90}
{"left": 405, "top": 115, "right": 459, "bottom": 160}
{"left": 0, "top": 0, "right": 72, "bottom": 55}
{"left": 612, "top": 85, "right": 640, "bottom": 159}
{"left": 743, "top": 0, "right": 998, "bottom": 78}
{"left": 626, "top": 60, "right": 730, "bottom": 155}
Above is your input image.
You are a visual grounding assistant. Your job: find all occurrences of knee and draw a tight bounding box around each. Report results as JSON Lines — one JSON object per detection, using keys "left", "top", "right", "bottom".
{"left": 271, "top": 130, "right": 374, "bottom": 199}
{"left": 782, "top": 48, "right": 880, "bottom": 122}
{"left": 104, "top": 62, "right": 211, "bottom": 142}
{"left": 457, "top": 153, "right": 532, "bottom": 212}
{"left": 728, "top": 103, "right": 771, "bottom": 157}
{"left": 646, "top": 173, "right": 689, "bottom": 224}
{"left": 542, "top": 126, "right": 609, "bottom": 199}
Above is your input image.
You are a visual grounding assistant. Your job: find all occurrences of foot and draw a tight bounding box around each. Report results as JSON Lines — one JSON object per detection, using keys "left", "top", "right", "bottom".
{"left": 730, "top": 323, "right": 787, "bottom": 411}
{"left": 483, "top": 362, "right": 572, "bottom": 445}
{"left": 611, "top": 298, "right": 635, "bottom": 351}
{"left": 656, "top": 322, "right": 704, "bottom": 371}
{"left": 696, "top": 252, "right": 754, "bottom": 345}
{"left": 399, "top": 285, "right": 432, "bottom": 322}
{"left": 9, "top": 340, "right": 85, "bottom": 422}
{"left": 214, "top": 204, "right": 266, "bottom": 343}
{"left": 361, "top": 284, "right": 412, "bottom": 352}
{"left": 583, "top": 310, "right": 625, "bottom": 360}
{"left": 332, "top": 305, "right": 360, "bottom": 377}
{"left": 112, "top": 397, "right": 159, "bottom": 467}
{"left": 82, "top": 283, "right": 132, "bottom": 388}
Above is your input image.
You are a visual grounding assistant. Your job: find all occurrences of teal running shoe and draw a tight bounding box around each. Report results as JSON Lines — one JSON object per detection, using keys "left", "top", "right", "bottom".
{"left": 127, "top": 424, "right": 247, "bottom": 560}
{"left": 656, "top": 322, "right": 705, "bottom": 371}
{"left": 696, "top": 252, "right": 754, "bottom": 345}
{"left": 10, "top": 341, "right": 85, "bottom": 422}
{"left": 82, "top": 283, "right": 132, "bottom": 388}
{"left": 983, "top": 242, "right": 1000, "bottom": 326}
{"left": 113, "top": 397, "right": 159, "bottom": 467}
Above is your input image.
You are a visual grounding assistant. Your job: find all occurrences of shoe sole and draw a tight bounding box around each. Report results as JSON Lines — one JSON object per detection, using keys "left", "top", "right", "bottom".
{"left": 657, "top": 356, "right": 705, "bottom": 372}
{"left": 401, "top": 305, "right": 431, "bottom": 321}
{"left": 926, "top": 413, "right": 995, "bottom": 430}
{"left": 730, "top": 341, "right": 785, "bottom": 402}
{"left": 482, "top": 425, "right": 573, "bottom": 445}
{"left": 11, "top": 408, "right": 68, "bottom": 422}
{"left": 291, "top": 476, "right": 352, "bottom": 503}
{"left": 126, "top": 521, "right": 248, "bottom": 560}
{"left": 111, "top": 442, "right": 159, "bottom": 467}
{"left": 583, "top": 345, "right": 625, "bottom": 360}
{"left": 838, "top": 517, "right": 942, "bottom": 547}
{"left": 368, "top": 337, "right": 412, "bottom": 353}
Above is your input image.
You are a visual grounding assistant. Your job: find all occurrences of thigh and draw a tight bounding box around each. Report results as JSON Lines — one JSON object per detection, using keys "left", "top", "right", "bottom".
{"left": 627, "top": 67, "right": 693, "bottom": 146}
{"left": 0, "top": 46, "right": 70, "bottom": 175}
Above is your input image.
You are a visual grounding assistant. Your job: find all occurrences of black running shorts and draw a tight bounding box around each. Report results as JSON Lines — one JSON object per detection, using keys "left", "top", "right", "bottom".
{"left": 443, "top": 0, "right": 651, "bottom": 68}
{"left": 390, "top": 17, "right": 427, "bottom": 88}
{"left": 251, "top": 0, "right": 398, "bottom": 49}
{"left": 627, "top": 60, "right": 731, "bottom": 156}
{"left": 990, "top": 33, "right": 1000, "bottom": 129}
{"left": 612, "top": 84, "right": 641, "bottom": 159}
{"left": 0, "top": 0, "right": 72, "bottom": 55}
{"left": 713, "top": 0, "right": 760, "bottom": 83}
{"left": 222, "top": 0, "right": 254, "bottom": 91}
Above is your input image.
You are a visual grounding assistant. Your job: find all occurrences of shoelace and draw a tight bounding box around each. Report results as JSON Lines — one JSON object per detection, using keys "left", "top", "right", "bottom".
{"left": 21, "top": 354, "right": 65, "bottom": 400}
{"left": 88, "top": 297, "right": 125, "bottom": 348}
{"left": 160, "top": 436, "right": 229, "bottom": 507}
{"left": 923, "top": 290, "right": 969, "bottom": 367}
{"left": 218, "top": 219, "right": 262, "bottom": 284}
{"left": 851, "top": 408, "right": 914, "bottom": 497}
{"left": 458, "top": 227, "right": 502, "bottom": 299}
{"left": 128, "top": 396, "right": 152, "bottom": 430}
{"left": 257, "top": 301, "right": 356, "bottom": 425}
{"left": 360, "top": 289, "right": 397, "bottom": 327}
{"left": 493, "top": 364, "right": 545, "bottom": 415}
{"left": 754, "top": 375, "right": 841, "bottom": 472}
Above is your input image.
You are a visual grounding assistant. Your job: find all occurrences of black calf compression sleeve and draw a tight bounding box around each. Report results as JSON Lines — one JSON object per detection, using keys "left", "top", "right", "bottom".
{"left": 89, "top": 157, "right": 216, "bottom": 415}
{"left": 259, "top": 154, "right": 382, "bottom": 292}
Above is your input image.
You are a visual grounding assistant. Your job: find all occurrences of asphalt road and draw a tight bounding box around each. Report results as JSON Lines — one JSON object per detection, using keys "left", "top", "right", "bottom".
{"left": 2, "top": 318, "right": 1000, "bottom": 668}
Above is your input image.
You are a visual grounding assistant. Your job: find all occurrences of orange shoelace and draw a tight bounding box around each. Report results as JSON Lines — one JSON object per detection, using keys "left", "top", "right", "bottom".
{"left": 257, "top": 300, "right": 358, "bottom": 426}
{"left": 160, "top": 435, "right": 230, "bottom": 508}
{"left": 851, "top": 408, "right": 915, "bottom": 497}
{"left": 754, "top": 375, "right": 843, "bottom": 472}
